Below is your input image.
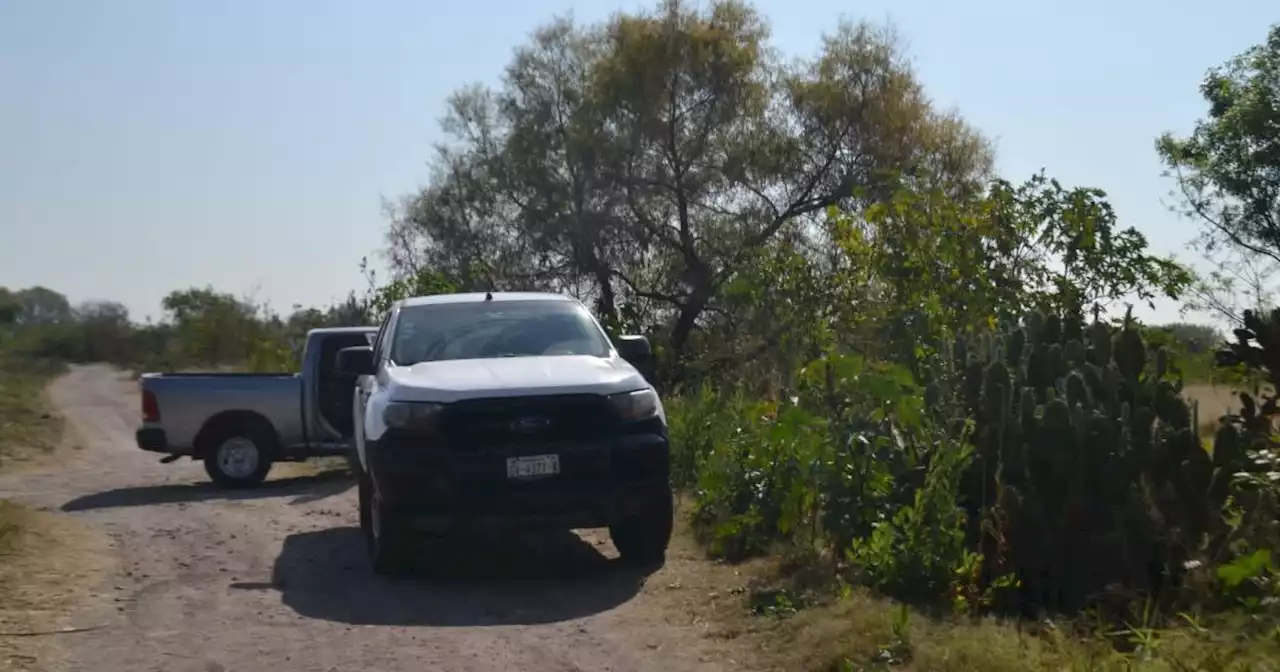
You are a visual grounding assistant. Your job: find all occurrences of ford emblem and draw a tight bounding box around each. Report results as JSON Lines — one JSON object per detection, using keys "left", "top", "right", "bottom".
{"left": 510, "top": 415, "right": 551, "bottom": 433}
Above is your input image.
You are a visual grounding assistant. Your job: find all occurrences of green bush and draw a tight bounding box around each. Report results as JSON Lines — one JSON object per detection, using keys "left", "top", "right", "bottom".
{"left": 669, "top": 352, "right": 978, "bottom": 597}
{"left": 669, "top": 308, "right": 1275, "bottom": 620}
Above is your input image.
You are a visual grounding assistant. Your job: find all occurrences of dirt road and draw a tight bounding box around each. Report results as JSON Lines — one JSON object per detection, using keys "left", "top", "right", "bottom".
{"left": 0, "top": 365, "right": 755, "bottom": 672}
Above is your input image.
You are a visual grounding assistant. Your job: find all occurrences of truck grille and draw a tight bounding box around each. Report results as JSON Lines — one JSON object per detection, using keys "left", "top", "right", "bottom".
{"left": 437, "top": 394, "right": 619, "bottom": 449}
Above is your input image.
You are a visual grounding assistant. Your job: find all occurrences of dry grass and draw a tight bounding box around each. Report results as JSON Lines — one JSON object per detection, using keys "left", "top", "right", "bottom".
{"left": 1185, "top": 383, "right": 1240, "bottom": 434}
{"left": 648, "top": 496, "right": 1280, "bottom": 672}
{"left": 0, "top": 355, "right": 114, "bottom": 670}
{"left": 0, "top": 502, "right": 114, "bottom": 672}
{"left": 1184, "top": 381, "right": 1280, "bottom": 456}
{"left": 0, "top": 357, "right": 68, "bottom": 475}
{"left": 270, "top": 455, "right": 353, "bottom": 481}
{"left": 765, "top": 592, "right": 1280, "bottom": 671}
{"left": 672, "top": 559, "right": 1280, "bottom": 672}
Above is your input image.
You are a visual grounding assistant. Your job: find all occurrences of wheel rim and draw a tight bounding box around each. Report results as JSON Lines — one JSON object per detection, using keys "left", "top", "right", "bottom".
{"left": 215, "top": 437, "right": 260, "bottom": 479}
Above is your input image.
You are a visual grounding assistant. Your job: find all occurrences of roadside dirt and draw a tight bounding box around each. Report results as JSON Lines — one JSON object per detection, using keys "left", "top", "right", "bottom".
{"left": 0, "top": 364, "right": 768, "bottom": 672}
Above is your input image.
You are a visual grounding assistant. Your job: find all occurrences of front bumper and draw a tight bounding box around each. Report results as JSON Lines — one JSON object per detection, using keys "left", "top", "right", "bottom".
{"left": 365, "top": 429, "right": 671, "bottom": 532}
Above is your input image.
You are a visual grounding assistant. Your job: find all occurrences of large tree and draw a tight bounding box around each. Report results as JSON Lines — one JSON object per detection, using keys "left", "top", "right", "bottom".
{"left": 1157, "top": 25, "right": 1280, "bottom": 268}
{"left": 386, "top": 0, "right": 994, "bottom": 369}
{"left": 11, "top": 286, "right": 72, "bottom": 326}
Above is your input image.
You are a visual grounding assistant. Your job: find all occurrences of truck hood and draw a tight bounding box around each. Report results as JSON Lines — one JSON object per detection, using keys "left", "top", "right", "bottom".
{"left": 385, "top": 355, "right": 649, "bottom": 402}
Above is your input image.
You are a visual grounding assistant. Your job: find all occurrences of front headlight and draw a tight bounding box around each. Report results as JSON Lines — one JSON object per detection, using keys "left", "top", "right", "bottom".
{"left": 608, "top": 388, "right": 660, "bottom": 421}
{"left": 383, "top": 402, "right": 444, "bottom": 431}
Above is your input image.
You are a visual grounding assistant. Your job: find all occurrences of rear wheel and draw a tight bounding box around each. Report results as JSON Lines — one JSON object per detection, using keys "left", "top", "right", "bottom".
{"left": 203, "top": 431, "right": 273, "bottom": 489}
{"left": 359, "top": 470, "right": 415, "bottom": 576}
{"left": 609, "top": 486, "right": 674, "bottom": 566}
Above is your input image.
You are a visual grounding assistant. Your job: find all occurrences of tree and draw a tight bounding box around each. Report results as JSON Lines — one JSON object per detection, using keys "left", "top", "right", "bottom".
{"left": 386, "top": 0, "right": 996, "bottom": 375}
{"left": 0, "top": 287, "right": 18, "bottom": 328}
{"left": 13, "top": 286, "right": 72, "bottom": 325}
{"left": 161, "top": 287, "right": 262, "bottom": 366}
{"left": 1157, "top": 25, "right": 1280, "bottom": 272}
{"left": 74, "top": 300, "right": 134, "bottom": 362}
{"left": 1183, "top": 247, "right": 1280, "bottom": 324}
{"left": 824, "top": 173, "right": 1192, "bottom": 377}
{"left": 1156, "top": 322, "right": 1225, "bottom": 352}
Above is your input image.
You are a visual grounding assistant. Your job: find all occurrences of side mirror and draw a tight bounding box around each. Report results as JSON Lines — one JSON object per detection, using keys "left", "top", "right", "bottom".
{"left": 335, "top": 345, "right": 376, "bottom": 377}
{"left": 615, "top": 335, "right": 656, "bottom": 381}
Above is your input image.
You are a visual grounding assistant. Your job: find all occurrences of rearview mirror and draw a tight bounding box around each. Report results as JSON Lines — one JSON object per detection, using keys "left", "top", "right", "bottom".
{"left": 336, "top": 345, "right": 376, "bottom": 377}
{"left": 615, "top": 335, "right": 656, "bottom": 381}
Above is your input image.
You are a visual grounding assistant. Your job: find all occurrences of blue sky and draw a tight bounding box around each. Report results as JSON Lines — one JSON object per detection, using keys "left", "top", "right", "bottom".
{"left": 0, "top": 0, "right": 1273, "bottom": 324}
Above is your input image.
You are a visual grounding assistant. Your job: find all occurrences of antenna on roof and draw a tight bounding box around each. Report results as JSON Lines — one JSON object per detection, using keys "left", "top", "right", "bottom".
{"left": 484, "top": 291, "right": 493, "bottom": 301}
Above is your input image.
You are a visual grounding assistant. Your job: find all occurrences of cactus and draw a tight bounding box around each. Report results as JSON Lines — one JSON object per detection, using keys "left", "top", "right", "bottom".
{"left": 1065, "top": 371, "right": 1090, "bottom": 410}
{"left": 1065, "top": 339, "right": 1086, "bottom": 369}
{"left": 1043, "top": 313, "right": 1063, "bottom": 344}
{"left": 982, "top": 360, "right": 1012, "bottom": 423}
{"left": 1114, "top": 320, "right": 1146, "bottom": 380}
{"left": 1087, "top": 321, "right": 1112, "bottom": 365}
{"left": 951, "top": 307, "right": 1252, "bottom": 615}
{"left": 1027, "top": 311, "right": 1046, "bottom": 345}
{"left": 1007, "top": 328, "right": 1026, "bottom": 367}
{"left": 963, "top": 356, "right": 984, "bottom": 415}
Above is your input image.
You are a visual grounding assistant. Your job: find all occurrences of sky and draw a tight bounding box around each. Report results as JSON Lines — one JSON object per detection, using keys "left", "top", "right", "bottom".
{"left": 0, "top": 0, "right": 1275, "bottom": 324}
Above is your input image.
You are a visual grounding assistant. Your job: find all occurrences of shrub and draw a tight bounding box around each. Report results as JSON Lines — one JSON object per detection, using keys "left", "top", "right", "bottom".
{"left": 672, "top": 308, "right": 1275, "bottom": 620}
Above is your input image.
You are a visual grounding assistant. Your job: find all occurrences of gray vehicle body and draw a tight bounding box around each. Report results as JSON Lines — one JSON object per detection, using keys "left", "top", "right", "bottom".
{"left": 135, "top": 327, "right": 376, "bottom": 465}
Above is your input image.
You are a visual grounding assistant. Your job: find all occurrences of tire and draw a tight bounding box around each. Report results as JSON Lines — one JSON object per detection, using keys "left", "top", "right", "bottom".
{"left": 359, "top": 469, "right": 415, "bottom": 576}
{"left": 202, "top": 430, "right": 274, "bottom": 489}
{"left": 609, "top": 486, "right": 675, "bottom": 566}
{"left": 344, "top": 449, "right": 361, "bottom": 475}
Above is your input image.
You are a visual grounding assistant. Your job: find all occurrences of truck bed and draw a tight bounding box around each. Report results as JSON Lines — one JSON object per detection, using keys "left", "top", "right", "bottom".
{"left": 140, "top": 372, "right": 304, "bottom": 452}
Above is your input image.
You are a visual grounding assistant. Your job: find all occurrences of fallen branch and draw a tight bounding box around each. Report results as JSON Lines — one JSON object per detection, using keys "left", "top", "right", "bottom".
{"left": 0, "top": 625, "right": 106, "bottom": 637}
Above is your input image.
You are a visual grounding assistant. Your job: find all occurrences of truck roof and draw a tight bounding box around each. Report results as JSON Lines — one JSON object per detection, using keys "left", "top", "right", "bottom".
{"left": 398, "top": 292, "right": 575, "bottom": 309}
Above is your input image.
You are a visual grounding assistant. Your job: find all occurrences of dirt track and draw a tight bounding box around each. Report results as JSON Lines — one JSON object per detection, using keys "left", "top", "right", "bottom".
{"left": 0, "top": 365, "right": 754, "bottom": 672}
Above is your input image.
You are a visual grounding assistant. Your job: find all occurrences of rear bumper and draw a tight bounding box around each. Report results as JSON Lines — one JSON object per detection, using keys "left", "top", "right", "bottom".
{"left": 135, "top": 427, "right": 177, "bottom": 454}
{"left": 365, "top": 430, "right": 671, "bottom": 531}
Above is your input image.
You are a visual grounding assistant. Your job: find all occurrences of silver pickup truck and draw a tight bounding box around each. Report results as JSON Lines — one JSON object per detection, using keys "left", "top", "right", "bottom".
{"left": 134, "top": 326, "right": 377, "bottom": 488}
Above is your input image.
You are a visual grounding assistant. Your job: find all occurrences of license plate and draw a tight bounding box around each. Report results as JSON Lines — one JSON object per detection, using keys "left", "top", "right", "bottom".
{"left": 506, "top": 454, "right": 560, "bottom": 480}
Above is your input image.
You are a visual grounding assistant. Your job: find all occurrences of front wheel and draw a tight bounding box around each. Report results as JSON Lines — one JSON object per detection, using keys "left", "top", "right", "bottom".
{"left": 203, "top": 432, "right": 273, "bottom": 489}
{"left": 359, "top": 470, "right": 415, "bottom": 576}
{"left": 343, "top": 449, "right": 361, "bottom": 475}
{"left": 609, "top": 487, "right": 674, "bottom": 566}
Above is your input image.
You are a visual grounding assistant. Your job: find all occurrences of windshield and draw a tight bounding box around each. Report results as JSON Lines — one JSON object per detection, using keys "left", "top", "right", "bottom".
{"left": 389, "top": 299, "right": 613, "bottom": 366}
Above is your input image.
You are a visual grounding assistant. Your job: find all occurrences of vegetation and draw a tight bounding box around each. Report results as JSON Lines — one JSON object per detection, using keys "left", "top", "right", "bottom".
{"left": 0, "top": 353, "right": 66, "bottom": 474}
{"left": 0, "top": 314, "right": 110, "bottom": 672}
{"left": 0, "top": 283, "right": 369, "bottom": 374}
{"left": 2, "top": 4, "right": 1278, "bottom": 669}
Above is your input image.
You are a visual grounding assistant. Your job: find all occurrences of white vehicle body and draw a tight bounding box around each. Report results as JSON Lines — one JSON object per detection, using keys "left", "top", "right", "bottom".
{"left": 341, "top": 291, "right": 675, "bottom": 574}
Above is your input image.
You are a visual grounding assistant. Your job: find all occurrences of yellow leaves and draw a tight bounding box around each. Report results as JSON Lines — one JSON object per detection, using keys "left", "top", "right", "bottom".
{"left": 597, "top": 0, "right": 768, "bottom": 107}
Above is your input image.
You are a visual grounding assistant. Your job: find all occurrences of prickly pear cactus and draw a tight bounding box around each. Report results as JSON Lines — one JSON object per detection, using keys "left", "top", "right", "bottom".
{"left": 1114, "top": 321, "right": 1146, "bottom": 380}
{"left": 952, "top": 307, "right": 1246, "bottom": 614}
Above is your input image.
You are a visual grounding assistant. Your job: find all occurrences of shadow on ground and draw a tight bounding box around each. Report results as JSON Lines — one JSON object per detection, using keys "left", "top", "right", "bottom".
{"left": 244, "top": 526, "right": 655, "bottom": 627}
{"left": 59, "top": 470, "right": 354, "bottom": 512}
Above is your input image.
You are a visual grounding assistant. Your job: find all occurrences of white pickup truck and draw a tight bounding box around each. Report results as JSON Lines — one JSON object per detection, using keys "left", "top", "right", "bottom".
{"left": 337, "top": 291, "right": 673, "bottom": 575}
